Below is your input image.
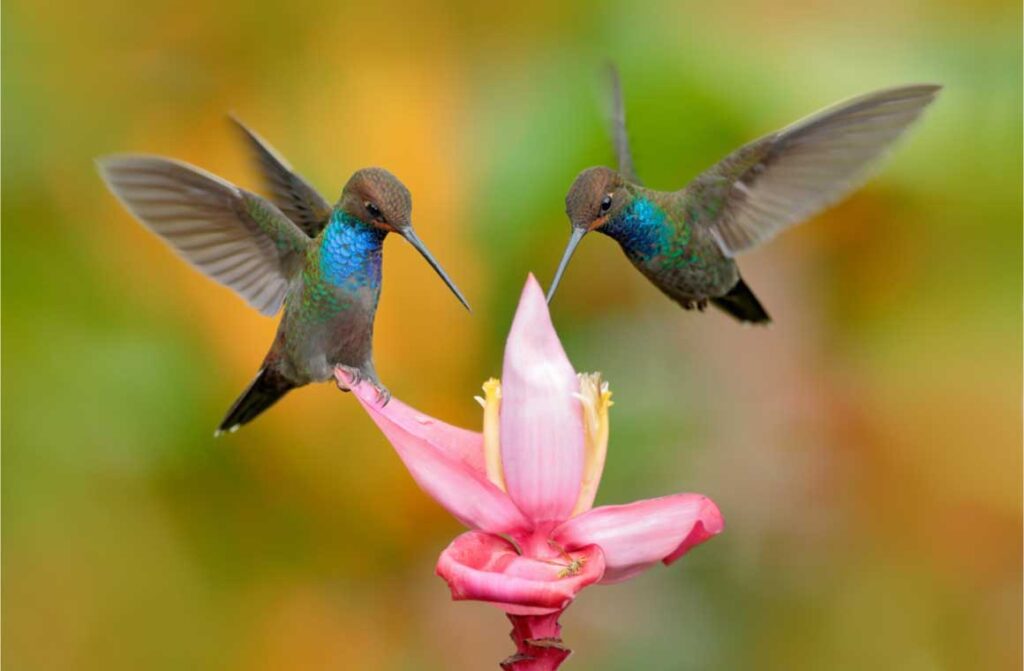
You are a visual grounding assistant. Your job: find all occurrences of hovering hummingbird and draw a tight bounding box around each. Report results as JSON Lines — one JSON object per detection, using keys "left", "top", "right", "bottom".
{"left": 98, "top": 117, "right": 470, "bottom": 434}
{"left": 549, "top": 69, "right": 941, "bottom": 322}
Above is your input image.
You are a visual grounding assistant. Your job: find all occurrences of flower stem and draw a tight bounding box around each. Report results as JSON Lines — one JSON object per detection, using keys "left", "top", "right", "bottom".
{"left": 500, "top": 612, "right": 570, "bottom": 670}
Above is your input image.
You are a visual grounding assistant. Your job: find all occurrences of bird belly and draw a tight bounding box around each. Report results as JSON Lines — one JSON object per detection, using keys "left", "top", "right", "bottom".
{"left": 636, "top": 237, "right": 740, "bottom": 308}
{"left": 279, "top": 282, "right": 378, "bottom": 383}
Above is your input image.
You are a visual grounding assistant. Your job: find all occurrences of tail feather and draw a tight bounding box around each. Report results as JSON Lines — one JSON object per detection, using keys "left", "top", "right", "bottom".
{"left": 712, "top": 278, "right": 772, "bottom": 324}
{"left": 216, "top": 367, "right": 295, "bottom": 435}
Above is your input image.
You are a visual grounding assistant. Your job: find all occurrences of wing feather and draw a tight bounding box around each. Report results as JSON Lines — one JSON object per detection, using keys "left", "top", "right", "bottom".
{"left": 685, "top": 84, "right": 941, "bottom": 256}
{"left": 98, "top": 155, "right": 311, "bottom": 316}
{"left": 228, "top": 116, "right": 332, "bottom": 237}
{"left": 605, "top": 65, "right": 642, "bottom": 185}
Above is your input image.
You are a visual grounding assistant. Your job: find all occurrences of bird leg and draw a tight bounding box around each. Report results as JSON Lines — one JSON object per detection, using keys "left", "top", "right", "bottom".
{"left": 333, "top": 364, "right": 391, "bottom": 406}
{"left": 372, "top": 383, "right": 392, "bottom": 407}
{"left": 678, "top": 298, "right": 709, "bottom": 311}
{"left": 334, "top": 364, "right": 363, "bottom": 391}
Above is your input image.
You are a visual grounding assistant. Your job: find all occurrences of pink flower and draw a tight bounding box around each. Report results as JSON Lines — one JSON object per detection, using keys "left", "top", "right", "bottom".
{"left": 338, "top": 275, "right": 723, "bottom": 665}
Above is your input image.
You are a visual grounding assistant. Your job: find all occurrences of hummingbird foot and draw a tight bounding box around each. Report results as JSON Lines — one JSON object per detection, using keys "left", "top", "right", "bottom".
{"left": 679, "top": 298, "right": 709, "bottom": 311}
{"left": 334, "top": 364, "right": 364, "bottom": 392}
{"left": 371, "top": 383, "right": 392, "bottom": 407}
{"left": 333, "top": 366, "right": 390, "bottom": 406}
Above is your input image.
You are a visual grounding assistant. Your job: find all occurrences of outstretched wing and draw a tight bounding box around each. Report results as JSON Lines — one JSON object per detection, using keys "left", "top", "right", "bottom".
{"left": 98, "top": 155, "right": 311, "bottom": 316}
{"left": 229, "top": 115, "right": 333, "bottom": 237}
{"left": 605, "top": 64, "right": 642, "bottom": 185}
{"left": 684, "top": 84, "right": 941, "bottom": 256}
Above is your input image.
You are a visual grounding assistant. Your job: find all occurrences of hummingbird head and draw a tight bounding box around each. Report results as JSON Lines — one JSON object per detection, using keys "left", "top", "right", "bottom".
{"left": 339, "top": 167, "right": 413, "bottom": 232}
{"left": 547, "top": 166, "right": 630, "bottom": 302}
{"left": 338, "top": 168, "right": 471, "bottom": 311}
{"left": 564, "top": 165, "right": 631, "bottom": 231}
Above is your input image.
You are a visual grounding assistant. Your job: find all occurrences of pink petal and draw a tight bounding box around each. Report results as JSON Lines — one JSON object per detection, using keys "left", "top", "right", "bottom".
{"left": 553, "top": 494, "right": 723, "bottom": 584}
{"left": 500, "top": 275, "right": 585, "bottom": 526}
{"left": 344, "top": 373, "right": 529, "bottom": 535}
{"left": 340, "top": 369, "right": 487, "bottom": 477}
{"left": 436, "top": 531, "right": 605, "bottom": 616}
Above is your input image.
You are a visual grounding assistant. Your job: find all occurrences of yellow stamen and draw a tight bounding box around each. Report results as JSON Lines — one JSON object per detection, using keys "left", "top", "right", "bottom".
{"left": 543, "top": 541, "right": 589, "bottom": 579}
{"left": 558, "top": 555, "right": 587, "bottom": 578}
{"left": 480, "top": 378, "right": 506, "bottom": 491}
{"left": 571, "top": 372, "right": 612, "bottom": 516}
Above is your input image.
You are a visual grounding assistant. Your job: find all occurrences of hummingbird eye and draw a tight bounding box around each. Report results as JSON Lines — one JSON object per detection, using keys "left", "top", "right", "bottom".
{"left": 600, "top": 194, "right": 613, "bottom": 212}
{"left": 365, "top": 202, "right": 382, "bottom": 219}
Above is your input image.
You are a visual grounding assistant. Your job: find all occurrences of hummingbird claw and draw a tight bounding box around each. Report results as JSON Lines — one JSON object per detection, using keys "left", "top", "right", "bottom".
{"left": 334, "top": 365, "right": 363, "bottom": 392}
{"left": 373, "top": 384, "right": 392, "bottom": 407}
{"left": 333, "top": 365, "right": 389, "bottom": 405}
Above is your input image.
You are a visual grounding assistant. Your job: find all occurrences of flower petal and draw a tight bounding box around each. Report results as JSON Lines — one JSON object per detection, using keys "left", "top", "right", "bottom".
{"left": 500, "top": 275, "right": 585, "bottom": 525}
{"left": 343, "top": 373, "right": 529, "bottom": 534}
{"left": 554, "top": 494, "right": 723, "bottom": 584}
{"left": 436, "top": 531, "right": 605, "bottom": 615}
{"left": 339, "top": 369, "right": 487, "bottom": 476}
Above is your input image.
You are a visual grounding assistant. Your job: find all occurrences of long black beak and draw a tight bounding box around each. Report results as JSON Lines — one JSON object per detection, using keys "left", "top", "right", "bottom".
{"left": 546, "top": 227, "right": 587, "bottom": 303}
{"left": 400, "top": 228, "right": 472, "bottom": 312}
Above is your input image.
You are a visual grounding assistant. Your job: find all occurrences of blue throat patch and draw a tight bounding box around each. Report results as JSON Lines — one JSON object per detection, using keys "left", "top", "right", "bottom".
{"left": 601, "top": 196, "right": 670, "bottom": 260}
{"left": 319, "top": 211, "right": 385, "bottom": 290}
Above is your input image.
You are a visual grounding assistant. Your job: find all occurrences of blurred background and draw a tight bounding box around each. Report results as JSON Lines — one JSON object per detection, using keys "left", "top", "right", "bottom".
{"left": 3, "top": 0, "right": 1021, "bottom": 669}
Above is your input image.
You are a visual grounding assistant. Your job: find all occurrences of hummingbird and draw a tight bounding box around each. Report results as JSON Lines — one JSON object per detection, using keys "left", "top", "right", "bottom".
{"left": 548, "top": 69, "right": 941, "bottom": 323}
{"left": 98, "top": 117, "right": 470, "bottom": 434}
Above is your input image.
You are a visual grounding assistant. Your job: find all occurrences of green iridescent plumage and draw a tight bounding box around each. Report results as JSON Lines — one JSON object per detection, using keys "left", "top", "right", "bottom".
{"left": 550, "top": 68, "right": 941, "bottom": 323}
{"left": 99, "top": 119, "right": 469, "bottom": 434}
{"left": 593, "top": 186, "right": 742, "bottom": 313}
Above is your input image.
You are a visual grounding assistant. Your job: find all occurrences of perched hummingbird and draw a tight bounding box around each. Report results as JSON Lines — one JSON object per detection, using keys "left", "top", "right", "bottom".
{"left": 98, "top": 118, "right": 470, "bottom": 434}
{"left": 549, "top": 70, "right": 941, "bottom": 322}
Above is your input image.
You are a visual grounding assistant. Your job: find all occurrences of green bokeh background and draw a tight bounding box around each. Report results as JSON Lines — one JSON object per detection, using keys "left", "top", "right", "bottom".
{"left": 3, "top": 1, "right": 1021, "bottom": 669}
